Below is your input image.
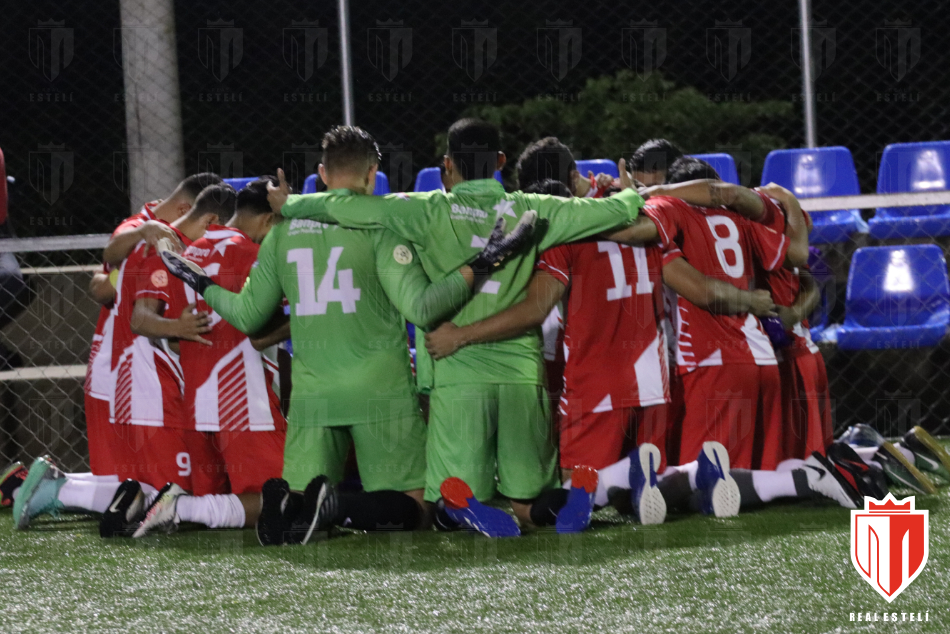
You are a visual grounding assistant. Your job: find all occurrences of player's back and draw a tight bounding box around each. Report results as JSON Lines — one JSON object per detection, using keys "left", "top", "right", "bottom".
{"left": 644, "top": 195, "right": 787, "bottom": 372}
{"left": 177, "top": 226, "right": 284, "bottom": 432}
{"left": 267, "top": 218, "right": 419, "bottom": 426}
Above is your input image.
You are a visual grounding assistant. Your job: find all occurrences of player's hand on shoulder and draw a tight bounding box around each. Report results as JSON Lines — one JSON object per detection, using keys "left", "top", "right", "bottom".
{"left": 755, "top": 183, "right": 793, "bottom": 201}
{"left": 176, "top": 302, "right": 213, "bottom": 346}
{"left": 140, "top": 221, "right": 182, "bottom": 257}
{"left": 425, "top": 322, "right": 464, "bottom": 360}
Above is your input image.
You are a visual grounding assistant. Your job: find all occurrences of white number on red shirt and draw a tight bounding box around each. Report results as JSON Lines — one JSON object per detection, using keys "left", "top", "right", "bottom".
{"left": 598, "top": 242, "right": 653, "bottom": 301}
{"left": 288, "top": 247, "right": 361, "bottom": 315}
{"left": 705, "top": 215, "right": 744, "bottom": 279}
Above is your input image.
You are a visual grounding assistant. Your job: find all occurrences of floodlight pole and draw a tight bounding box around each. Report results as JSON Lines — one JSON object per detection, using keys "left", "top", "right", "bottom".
{"left": 798, "top": 0, "right": 818, "bottom": 148}
{"left": 338, "top": 0, "right": 356, "bottom": 125}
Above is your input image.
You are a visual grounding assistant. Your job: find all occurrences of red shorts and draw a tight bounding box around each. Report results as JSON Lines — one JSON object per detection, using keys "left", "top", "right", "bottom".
{"left": 679, "top": 364, "right": 782, "bottom": 470}
{"left": 84, "top": 393, "right": 115, "bottom": 476}
{"left": 183, "top": 429, "right": 286, "bottom": 495}
{"left": 559, "top": 404, "right": 669, "bottom": 472}
{"left": 663, "top": 373, "right": 686, "bottom": 466}
{"left": 780, "top": 351, "right": 832, "bottom": 460}
{"left": 112, "top": 425, "right": 194, "bottom": 492}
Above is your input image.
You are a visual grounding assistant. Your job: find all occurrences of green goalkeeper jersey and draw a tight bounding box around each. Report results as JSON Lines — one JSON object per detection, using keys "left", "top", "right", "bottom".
{"left": 280, "top": 179, "right": 644, "bottom": 387}
{"left": 203, "top": 202, "right": 471, "bottom": 427}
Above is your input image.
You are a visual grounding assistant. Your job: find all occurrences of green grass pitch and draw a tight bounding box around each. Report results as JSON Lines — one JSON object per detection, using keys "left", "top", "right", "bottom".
{"left": 1, "top": 485, "right": 946, "bottom": 633}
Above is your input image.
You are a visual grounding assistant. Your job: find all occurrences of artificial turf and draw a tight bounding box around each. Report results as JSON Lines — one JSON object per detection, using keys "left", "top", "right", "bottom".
{"left": 1, "top": 482, "right": 945, "bottom": 633}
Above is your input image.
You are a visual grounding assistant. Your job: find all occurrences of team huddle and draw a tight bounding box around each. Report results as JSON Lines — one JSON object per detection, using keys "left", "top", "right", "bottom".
{"left": 3, "top": 119, "right": 950, "bottom": 542}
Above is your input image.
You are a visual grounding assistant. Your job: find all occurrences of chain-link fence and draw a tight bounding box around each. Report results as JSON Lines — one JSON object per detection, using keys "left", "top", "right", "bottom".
{"left": 2, "top": 1, "right": 950, "bottom": 467}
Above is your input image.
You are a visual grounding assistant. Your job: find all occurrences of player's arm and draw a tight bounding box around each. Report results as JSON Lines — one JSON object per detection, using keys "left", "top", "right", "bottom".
{"left": 425, "top": 270, "right": 566, "bottom": 360}
{"left": 599, "top": 214, "right": 661, "bottom": 245}
{"left": 662, "top": 257, "right": 776, "bottom": 317}
{"left": 102, "top": 220, "right": 183, "bottom": 266}
{"left": 201, "top": 232, "right": 285, "bottom": 335}
{"left": 776, "top": 269, "right": 820, "bottom": 330}
{"left": 642, "top": 180, "right": 766, "bottom": 221}
{"left": 88, "top": 272, "right": 115, "bottom": 305}
{"left": 249, "top": 310, "right": 291, "bottom": 351}
{"left": 374, "top": 232, "right": 475, "bottom": 329}
{"left": 130, "top": 298, "right": 212, "bottom": 345}
{"left": 755, "top": 184, "right": 810, "bottom": 268}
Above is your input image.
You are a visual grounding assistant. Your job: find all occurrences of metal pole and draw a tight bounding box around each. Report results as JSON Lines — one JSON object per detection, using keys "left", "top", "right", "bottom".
{"left": 798, "top": 0, "right": 818, "bottom": 148}
{"left": 337, "top": 0, "right": 356, "bottom": 125}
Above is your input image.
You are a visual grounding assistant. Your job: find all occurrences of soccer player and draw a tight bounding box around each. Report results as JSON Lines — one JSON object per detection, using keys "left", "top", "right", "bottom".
{"left": 629, "top": 139, "right": 684, "bottom": 187}
{"left": 273, "top": 119, "right": 646, "bottom": 535}
{"left": 85, "top": 173, "right": 222, "bottom": 477}
{"left": 163, "top": 126, "right": 529, "bottom": 544}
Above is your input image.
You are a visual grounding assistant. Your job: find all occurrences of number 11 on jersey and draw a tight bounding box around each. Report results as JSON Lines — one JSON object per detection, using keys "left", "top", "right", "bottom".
{"left": 287, "top": 247, "right": 361, "bottom": 316}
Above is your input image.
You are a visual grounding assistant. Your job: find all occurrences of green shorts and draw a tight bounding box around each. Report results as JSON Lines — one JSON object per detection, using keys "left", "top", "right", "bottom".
{"left": 282, "top": 415, "right": 427, "bottom": 493}
{"left": 424, "top": 383, "right": 558, "bottom": 502}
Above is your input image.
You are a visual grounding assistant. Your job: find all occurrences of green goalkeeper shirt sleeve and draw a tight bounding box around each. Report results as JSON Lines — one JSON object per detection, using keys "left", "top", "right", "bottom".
{"left": 281, "top": 189, "right": 431, "bottom": 244}
{"left": 372, "top": 230, "right": 471, "bottom": 329}
{"left": 528, "top": 187, "right": 645, "bottom": 251}
{"left": 202, "top": 228, "right": 284, "bottom": 334}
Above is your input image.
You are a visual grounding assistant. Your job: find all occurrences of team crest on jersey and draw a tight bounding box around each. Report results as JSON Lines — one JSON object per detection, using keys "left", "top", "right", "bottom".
{"left": 150, "top": 269, "right": 168, "bottom": 288}
{"left": 393, "top": 245, "right": 413, "bottom": 265}
{"left": 851, "top": 494, "right": 929, "bottom": 602}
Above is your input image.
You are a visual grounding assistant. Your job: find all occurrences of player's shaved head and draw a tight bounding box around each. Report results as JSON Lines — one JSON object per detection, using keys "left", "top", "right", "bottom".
{"left": 189, "top": 183, "right": 237, "bottom": 224}
{"left": 175, "top": 172, "right": 224, "bottom": 201}
{"left": 236, "top": 176, "right": 278, "bottom": 215}
{"left": 447, "top": 118, "right": 502, "bottom": 181}
{"left": 666, "top": 157, "right": 721, "bottom": 184}
{"left": 517, "top": 137, "right": 576, "bottom": 193}
{"left": 322, "top": 126, "right": 381, "bottom": 175}
{"left": 523, "top": 178, "right": 573, "bottom": 198}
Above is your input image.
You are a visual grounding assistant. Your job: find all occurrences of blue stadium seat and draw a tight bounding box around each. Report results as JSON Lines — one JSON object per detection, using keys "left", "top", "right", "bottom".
{"left": 761, "top": 147, "right": 869, "bottom": 244}
{"left": 688, "top": 153, "right": 739, "bottom": 185}
{"left": 223, "top": 177, "right": 257, "bottom": 191}
{"left": 575, "top": 159, "right": 619, "bottom": 179}
{"left": 302, "top": 171, "right": 390, "bottom": 195}
{"left": 836, "top": 245, "right": 949, "bottom": 350}
{"left": 868, "top": 141, "right": 950, "bottom": 240}
{"left": 413, "top": 167, "right": 503, "bottom": 192}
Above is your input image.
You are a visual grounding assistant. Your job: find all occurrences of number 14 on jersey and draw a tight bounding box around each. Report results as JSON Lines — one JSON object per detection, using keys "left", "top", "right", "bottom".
{"left": 287, "top": 247, "right": 361, "bottom": 316}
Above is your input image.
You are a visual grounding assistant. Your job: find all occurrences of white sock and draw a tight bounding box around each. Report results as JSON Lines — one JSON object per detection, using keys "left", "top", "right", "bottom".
{"left": 176, "top": 494, "right": 246, "bottom": 529}
{"left": 750, "top": 470, "right": 799, "bottom": 502}
{"left": 776, "top": 458, "right": 805, "bottom": 472}
{"left": 57, "top": 480, "right": 122, "bottom": 513}
{"left": 660, "top": 461, "right": 699, "bottom": 491}
{"left": 563, "top": 457, "right": 632, "bottom": 508}
{"left": 66, "top": 472, "right": 120, "bottom": 483}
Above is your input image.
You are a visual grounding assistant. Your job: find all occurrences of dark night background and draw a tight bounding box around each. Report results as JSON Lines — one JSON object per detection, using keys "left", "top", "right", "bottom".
{"left": 1, "top": 0, "right": 946, "bottom": 237}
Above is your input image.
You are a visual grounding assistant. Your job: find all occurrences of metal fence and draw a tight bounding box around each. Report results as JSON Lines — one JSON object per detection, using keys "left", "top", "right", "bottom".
{"left": 2, "top": 1, "right": 950, "bottom": 468}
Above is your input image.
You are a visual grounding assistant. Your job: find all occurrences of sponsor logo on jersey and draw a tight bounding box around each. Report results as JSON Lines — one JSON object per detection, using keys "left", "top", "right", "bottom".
{"left": 851, "top": 494, "right": 929, "bottom": 602}
{"left": 288, "top": 218, "right": 329, "bottom": 235}
{"left": 450, "top": 203, "right": 488, "bottom": 223}
{"left": 393, "top": 245, "right": 413, "bottom": 265}
{"left": 184, "top": 246, "right": 212, "bottom": 259}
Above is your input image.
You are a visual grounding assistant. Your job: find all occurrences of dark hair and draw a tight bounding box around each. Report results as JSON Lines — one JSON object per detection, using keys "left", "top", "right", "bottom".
{"left": 446, "top": 118, "right": 501, "bottom": 181}
{"left": 322, "top": 125, "right": 380, "bottom": 173}
{"left": 191, "top": 184, "right": 237, "bottom": 224}
{"left": 236, "top": 176, "right": 277, "bottom": 215}
{"left": 516, "top": 137, "right": 576, "bottom": 192}
{"left": 523, "top": 178, "right": 572, "bottom": 198}
{"left": 629, "top": 139, "right": 683, "bottom": 175}
{"left": 666, "top": 157, "right": 721, "bottom": 184}
{"left": 178, "top": 172, "right": 224, "bottom": 200}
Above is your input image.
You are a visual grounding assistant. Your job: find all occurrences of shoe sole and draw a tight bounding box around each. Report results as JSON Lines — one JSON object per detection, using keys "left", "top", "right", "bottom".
{"left": 631, "top": 445, "right": 666, "bottom": 525}
{"left": 702, "top": 443, "right": 740, "bottom": 518}
{"left": 807, "top": 453, "right": 861, "bottom": 508}
{"left": 880, "top": 442, "right": 937, "bottom": 495}
{"left": 908, "top": 427, "right": 950, "bottom": 476}
{"left": 14, "top": 458, "right": 53, "bottom": 530}
{"left": 441, "top": 477, "right": 520, "bottom": 538}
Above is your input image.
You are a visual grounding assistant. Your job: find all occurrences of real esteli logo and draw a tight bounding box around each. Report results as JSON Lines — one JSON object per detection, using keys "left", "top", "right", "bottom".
{"left": 851, "top": 494, "right": 929, "bottom": 602}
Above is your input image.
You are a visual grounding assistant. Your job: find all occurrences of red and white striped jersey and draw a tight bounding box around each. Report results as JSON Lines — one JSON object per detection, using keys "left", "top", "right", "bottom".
{"left": 643, "top": 194, "right": 789, "bottom": 374}
{"left": 170, "top": 226, "right": 285, "bottom": 432}
{"left": 109, "top": 225, "right": 190, "bottom": 427}
{"left": 537, "top": 240, "right": 669, "bottom": 415}
{"left": 85, "top": 202, "right": 158, "bottom": 400}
